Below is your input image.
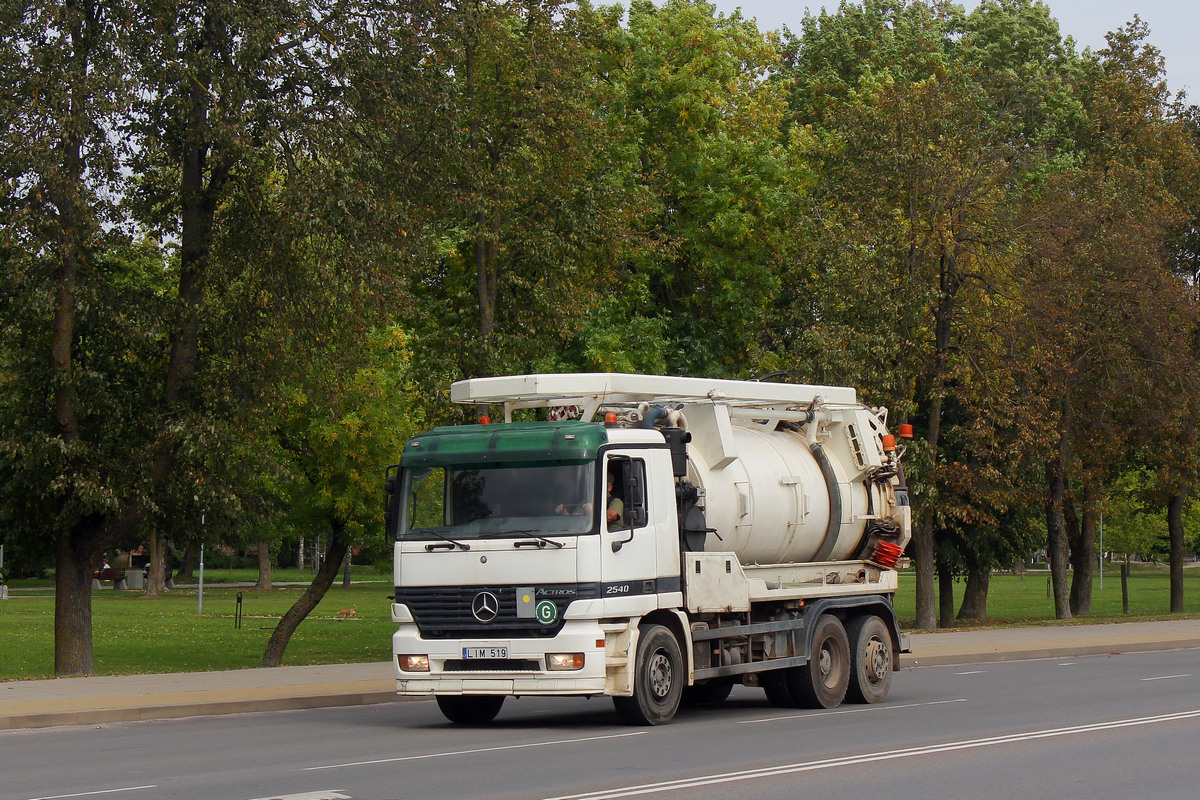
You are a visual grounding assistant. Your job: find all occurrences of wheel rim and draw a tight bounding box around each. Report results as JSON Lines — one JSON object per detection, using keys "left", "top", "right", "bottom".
{"left": 818, "top": 636, "right": 847, "bottom": 689}
{"left": 864, "top": 637, "right": 890, "bottom": 685}
{"left": 648, "top": 650, "right": 673, "bottom": 700}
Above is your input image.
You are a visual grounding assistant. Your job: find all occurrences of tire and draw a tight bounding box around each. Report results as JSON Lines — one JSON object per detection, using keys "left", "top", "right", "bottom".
{"left": 788, "top": 614, "right": 850, "bottom": 709}
{"left": 682, "top": 680, "right": 734, "bottom": 706}
{"left": 760, "top": 669, "right": 799, "bottom": 708}
{"left": 613, "top": 624, "right": 684, "bottom": 725}
{"left": 436, "top": 695, "right": 505, "bottom": 724}
{"left": 845, "top": 614, "right": 893, "bottom": 704}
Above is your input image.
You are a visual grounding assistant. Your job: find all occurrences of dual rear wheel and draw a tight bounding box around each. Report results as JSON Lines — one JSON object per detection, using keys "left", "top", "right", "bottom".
{"left": 762, "top": 613, "right": 893, "bottom": 709}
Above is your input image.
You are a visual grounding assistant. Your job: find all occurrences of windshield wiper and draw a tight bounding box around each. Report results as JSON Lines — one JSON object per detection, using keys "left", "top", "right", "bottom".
{"left": 505, "top": 530, "right": 565, "bottom": 549}
{"left": 413, "top": 528, "right": 471, "bottom": 551}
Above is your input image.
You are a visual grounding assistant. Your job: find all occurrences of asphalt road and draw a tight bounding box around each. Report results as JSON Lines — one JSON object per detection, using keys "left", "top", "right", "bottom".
{"left": 2, "top": 647, "right": 1197, "bottom": 800}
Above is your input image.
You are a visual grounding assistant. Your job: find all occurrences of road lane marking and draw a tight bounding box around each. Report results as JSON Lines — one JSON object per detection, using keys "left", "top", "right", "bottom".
{"left": 304, "top": 732, "right": 648, "bottom": 771}
{"left": 26, "top": 788, "right": 157, "bottom": 800}
{"left": 246, "top": 792, "right": 351, "bottom": 800}
{"left": 544, "top": 708, "right": 1200, "bottom": 800}
{"left": 954, "top": 670, "right": 986, "bottom": 674}
{"left": 1139, "top": 674, "right": 1192, "bottom": 681}
{"left": 738, "top": 698, "right": 966, "bottom": 725}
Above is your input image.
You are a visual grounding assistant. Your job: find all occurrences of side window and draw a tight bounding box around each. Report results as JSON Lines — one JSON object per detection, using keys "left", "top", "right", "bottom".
{"left": 607, "top": 457, "right": 647, "bottom": 530}
{"left": 406, "top": 467, "right": 447, "bottom": 530}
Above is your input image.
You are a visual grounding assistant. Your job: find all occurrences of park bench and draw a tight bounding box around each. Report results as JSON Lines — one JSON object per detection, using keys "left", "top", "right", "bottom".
{"left": 92, "top": 565, "right": 128, "bottom": 590}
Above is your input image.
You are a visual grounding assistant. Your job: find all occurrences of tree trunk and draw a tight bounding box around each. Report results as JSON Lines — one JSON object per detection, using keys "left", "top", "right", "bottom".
{"left": 341, "top": 547, "right": 352, "bottom": 589}
{"left": 176, "top": 540, "right": 198, "bottom": 583}
{"left": 957, "top": 562, "right": 990, "bottom": 620}
{"left": 1045, "top": 452, "right": 1073, "bottom": 620}
{"left": 144, "top": 530, "right": 169, "bottom": 596}
{"left": 54, "top": 521, "right": 102, "bottom": 676}
{"left": 254, "top": 539, "right": 273, "bottom": 591}
{"left": 1167, "top": 490, "right": 1186, "bottom": 613}
{"left": 475, "top": 224, "right": 497, "bottom": 338}
{"left": 937, "top": 560, "right": 956, "bottom": 628}
{"left": 913, "top": 260, "right": 959, "bottom": 630}
{"left": 913, "top": 516, "right": 937, "bottom": 629}
{"left": 1069, "top": 487, "right": 1096, "bottom": 616}
{"left": 262, "top": 522, "right": 350, "bottom": 667}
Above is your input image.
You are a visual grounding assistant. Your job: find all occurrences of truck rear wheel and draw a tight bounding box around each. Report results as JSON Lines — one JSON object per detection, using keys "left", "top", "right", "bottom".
{"left": 789, "top": 614, "right": 850, "bottom": 709}
{"left": 436, "top": 695, "right": 505, "bottom": 724}
{"left": 846, "top": 614, "right": 893, "bottom": 704}
{"left": 613, "top": 624, "right": 683, "bottom": 725}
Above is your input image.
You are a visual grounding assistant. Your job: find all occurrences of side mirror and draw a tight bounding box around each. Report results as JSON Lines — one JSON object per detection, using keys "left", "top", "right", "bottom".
{"left": 613, "top": 460, "right": 647, "bottom": 551}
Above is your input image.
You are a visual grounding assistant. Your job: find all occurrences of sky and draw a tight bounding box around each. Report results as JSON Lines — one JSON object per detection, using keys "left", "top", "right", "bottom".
{"left": 710, "top": 0, "right": 1200, "bottom": 100}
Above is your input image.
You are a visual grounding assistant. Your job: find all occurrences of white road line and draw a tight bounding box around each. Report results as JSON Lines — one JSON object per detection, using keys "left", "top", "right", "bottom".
{"left": 26, "top": 787, "right": 158, "bottom": 800}
{"left": 543, "top": 708, "right": 1200, "bottom": 800}
{"left": 304, "top": 732, "right": 648, "bottom": 771}
{"left": 1057, "top": 662, "right": 1077, "bottom": 666}
{"left": 246, "top": 792, "right": 351, "bottom": 800}
{"left": 738, "top": 698, "right": 966, "bottom": 725}
{"left": 1139, "top": 674, "right": 1192, "bottom": 681}
{"left": 955, "top": 670, "right": 986, "bottom": 675}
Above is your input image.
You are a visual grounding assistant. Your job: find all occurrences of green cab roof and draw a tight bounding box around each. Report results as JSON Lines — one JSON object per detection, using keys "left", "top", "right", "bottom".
{"left": 401, "top": 421, "right": 608, "bottom": 468}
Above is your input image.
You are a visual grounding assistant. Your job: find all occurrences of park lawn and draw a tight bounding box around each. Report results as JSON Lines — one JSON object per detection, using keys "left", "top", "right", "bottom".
{"left": 0, "top": 581, "right": 396, "bottom": 680}
{"left": 894, "top": 563, "right": 1200, "bottom": 626}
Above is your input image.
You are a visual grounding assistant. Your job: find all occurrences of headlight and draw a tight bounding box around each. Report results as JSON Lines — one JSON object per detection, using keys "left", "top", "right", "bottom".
{"left": 546, "top": 653, "right": 584, "bottom": 671}
{"left": 398, "top": 655, "right": 430, "bottom": 672}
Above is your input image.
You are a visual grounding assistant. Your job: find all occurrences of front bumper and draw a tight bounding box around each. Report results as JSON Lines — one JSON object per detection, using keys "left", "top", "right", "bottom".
{"left": 392, "top": 619, "right": 621, "bottom": 697}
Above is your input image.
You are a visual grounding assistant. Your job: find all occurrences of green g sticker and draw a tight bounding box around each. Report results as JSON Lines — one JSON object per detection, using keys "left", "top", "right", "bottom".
{"left": 535, "top": 600, "right": 558, "bottom": 625}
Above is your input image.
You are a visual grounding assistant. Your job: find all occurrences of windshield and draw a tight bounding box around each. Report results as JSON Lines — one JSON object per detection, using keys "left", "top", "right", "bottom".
{"left": 399, "top": 461, "right": 597, "bottom": 539}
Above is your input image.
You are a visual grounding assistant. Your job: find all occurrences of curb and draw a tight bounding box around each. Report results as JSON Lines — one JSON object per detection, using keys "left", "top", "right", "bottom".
{"left": 0, "top": 691, "right": 403, "bottom": 731}
{"left": 899, "top": 637, "right": 1200, "bottom": 668}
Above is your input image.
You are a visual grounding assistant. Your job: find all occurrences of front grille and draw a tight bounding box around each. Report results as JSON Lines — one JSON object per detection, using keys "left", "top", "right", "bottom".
{"left": 444, "top": 659, "right": 541, "bottom": 672}
{"left": 395, "top": 584, "right": 600, "bottom": 639}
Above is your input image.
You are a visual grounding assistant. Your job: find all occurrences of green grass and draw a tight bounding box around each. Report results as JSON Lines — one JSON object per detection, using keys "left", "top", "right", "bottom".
{"left": 0, "top": 576, "right": 395, "bottom": 681}
{"left": 2, "top": 562, "right": 1198, "bottom": 681}
{"left": 894, "top": 562, "right": 1200, "bottom": 627}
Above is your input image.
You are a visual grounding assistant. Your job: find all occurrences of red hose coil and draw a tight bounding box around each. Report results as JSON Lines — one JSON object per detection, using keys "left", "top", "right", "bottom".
{"left": 871, "top": 540, "right": 904, "bottom": 569}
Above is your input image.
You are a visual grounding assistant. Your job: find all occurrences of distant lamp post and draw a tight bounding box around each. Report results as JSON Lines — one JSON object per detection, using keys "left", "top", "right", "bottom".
{"left": 199, "top": 514, "right": 205, "bottom": 616}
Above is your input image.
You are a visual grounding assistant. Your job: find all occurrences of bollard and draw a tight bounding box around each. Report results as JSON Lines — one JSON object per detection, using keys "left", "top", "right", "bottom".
{"left": 235, "top": 591, "right": 243, "bottom": 629}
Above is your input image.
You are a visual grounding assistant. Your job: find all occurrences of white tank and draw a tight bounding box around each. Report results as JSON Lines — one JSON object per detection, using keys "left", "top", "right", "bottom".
{"left": 687, "top": 425, "right": 888, "bottom": 565}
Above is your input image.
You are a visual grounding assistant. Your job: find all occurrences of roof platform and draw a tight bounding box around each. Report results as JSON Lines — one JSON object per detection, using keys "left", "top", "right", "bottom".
{"left": 450, "top": 374, "right": 859, "bottom": 421}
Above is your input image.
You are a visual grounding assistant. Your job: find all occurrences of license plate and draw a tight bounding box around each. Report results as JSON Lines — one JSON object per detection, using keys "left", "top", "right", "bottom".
{"left": 462, "top": 646, "right": 508, "bottom": 659}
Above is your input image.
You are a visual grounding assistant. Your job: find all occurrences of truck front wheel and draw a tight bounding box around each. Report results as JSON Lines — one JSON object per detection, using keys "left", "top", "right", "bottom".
{"left": 613, "top": 624, "right": 684, "bottom": 725}
{"left": 436, "top": 695, "right": 505, "bottom": 724}
{"left": 789, "top": 614, "right": 850, "bottom": 709}
{"left": 845, "top": 614, "right": 893, "bottom": 704}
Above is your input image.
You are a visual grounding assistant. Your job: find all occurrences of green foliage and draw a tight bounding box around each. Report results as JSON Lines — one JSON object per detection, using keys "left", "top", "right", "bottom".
{"left": 3, "top": 0, "right": 1200, "bottom": 652}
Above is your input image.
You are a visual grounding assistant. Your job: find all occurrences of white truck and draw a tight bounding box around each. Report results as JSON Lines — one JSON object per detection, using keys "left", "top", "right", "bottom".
{"left": 384, "top": 373, "right": 911, "bottom": 725}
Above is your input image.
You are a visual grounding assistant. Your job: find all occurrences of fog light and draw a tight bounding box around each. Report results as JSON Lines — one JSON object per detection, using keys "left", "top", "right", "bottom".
{"left": 547, "top": 653, "right": 584, "bottom": 671}
{"left": 398, "top": 655, "right": 430, "bottom": 672}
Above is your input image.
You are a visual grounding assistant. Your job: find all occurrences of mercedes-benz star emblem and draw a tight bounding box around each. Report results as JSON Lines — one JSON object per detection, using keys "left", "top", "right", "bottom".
{"left": 472, "top": 591, "right": 499, "bottom": 623}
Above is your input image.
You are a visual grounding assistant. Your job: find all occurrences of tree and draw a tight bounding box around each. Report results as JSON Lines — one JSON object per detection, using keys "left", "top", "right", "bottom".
{"left": 0, "top": 0, "right": 145, "bottom": 674}
{"left": 396, "top": 0, "right": 639, "bottom": 388}
{"left": 1017, "top": 18, "right": 1199, "bottom": 618}
{"left": 778, "top": 0, "right": 1082, "bottom": 628}
{"left": 262, "top": 328, "right": 418, "bottom": 666}
{"left": 616, "top": 0, "right": 797, "bottom": 375}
